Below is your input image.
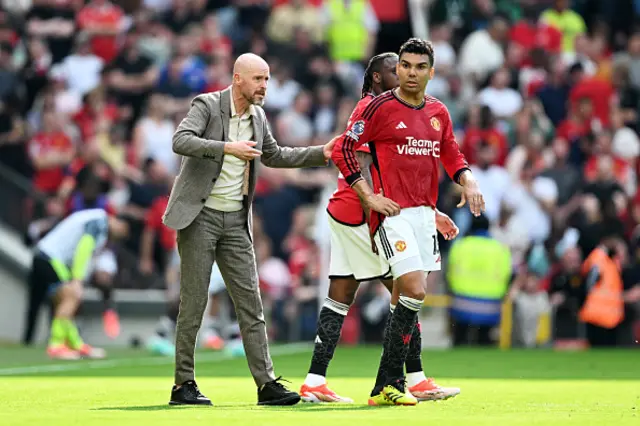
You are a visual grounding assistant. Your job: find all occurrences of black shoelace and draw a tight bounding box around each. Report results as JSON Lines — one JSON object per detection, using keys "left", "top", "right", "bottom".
{"left": 183, "top": 381, "right": 205, "bottom": 397}
{"left": 269, "top": 376, "right": 292, "bottom": 391}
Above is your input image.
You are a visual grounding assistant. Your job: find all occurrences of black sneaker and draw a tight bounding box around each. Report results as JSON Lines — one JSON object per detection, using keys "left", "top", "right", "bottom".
{"left": 257, "top": 376, "right": 301, "bottom": 406}
{"left": 169, "top": 380, "right": 213, "bottom": 406}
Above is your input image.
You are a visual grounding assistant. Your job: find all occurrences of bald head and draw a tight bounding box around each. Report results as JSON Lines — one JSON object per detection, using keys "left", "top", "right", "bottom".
{"left": 233, "top": 53, "right": 269, "bottom": 75}
{"left": 233, "top": 53, "right": 270, "bottom": 107}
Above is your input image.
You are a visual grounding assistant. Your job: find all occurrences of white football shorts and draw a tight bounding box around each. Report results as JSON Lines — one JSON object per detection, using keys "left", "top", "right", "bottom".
{"left": 374, "top": 206, "right": 441, "bottom": 279}
{"left": 328, "top": 215, "right": 391, "bottom": 281}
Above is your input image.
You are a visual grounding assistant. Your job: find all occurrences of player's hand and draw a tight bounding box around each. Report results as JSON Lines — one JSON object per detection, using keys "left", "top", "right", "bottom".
{"left": 323, "top": 136, "right": 339, "bottom": 162}
{"left": 364, "top": 192, "right": 401, "bottom": 217}
{"left": 435, "top": 210, "right": 459, "bottom": 240}
{"left": 67, "top": 279, "right": 83, "bottom": 294}
{"left": 224, "top": 141, "right": 262, "bottom": 161}
{"left": 457, "top": 179, "right": 485, "bottom": 217}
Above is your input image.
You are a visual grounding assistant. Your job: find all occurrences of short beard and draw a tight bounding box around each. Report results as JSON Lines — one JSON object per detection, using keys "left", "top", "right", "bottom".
{"left": 243, "top": 91, "right": 264, "bottom": 107}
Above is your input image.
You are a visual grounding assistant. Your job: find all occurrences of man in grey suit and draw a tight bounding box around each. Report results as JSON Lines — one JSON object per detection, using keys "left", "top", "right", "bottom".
{"left": 164, "top": 53, "right": 335, "bottom": 406}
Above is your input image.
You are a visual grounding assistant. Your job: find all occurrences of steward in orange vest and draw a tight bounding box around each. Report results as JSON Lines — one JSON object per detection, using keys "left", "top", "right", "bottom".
{"left": 579, "top": 246, "right": 624, "bottom": 329}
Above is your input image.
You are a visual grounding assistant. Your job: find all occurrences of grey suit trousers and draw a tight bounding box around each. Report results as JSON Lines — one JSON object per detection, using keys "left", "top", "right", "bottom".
{"left": 174, "top": 206, "right": 275, "bottom": 386}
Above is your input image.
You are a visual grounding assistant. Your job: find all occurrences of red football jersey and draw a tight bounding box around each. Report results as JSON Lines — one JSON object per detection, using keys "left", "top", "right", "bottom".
{"left": 326, "top": 94, "right": 374, "bottom": 226}
{"left": 332, "top": 90, "right": 469, "bottom": 234}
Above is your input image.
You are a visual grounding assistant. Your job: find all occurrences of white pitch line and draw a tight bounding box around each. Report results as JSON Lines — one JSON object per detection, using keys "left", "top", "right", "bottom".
{"left": 0, "top": 342, "right": 313, "bottom": 376}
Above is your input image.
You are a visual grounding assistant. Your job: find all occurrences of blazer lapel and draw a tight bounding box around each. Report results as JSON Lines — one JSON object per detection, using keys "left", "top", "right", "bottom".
{"left": 251, "top": 108, "right": 264, "bottom": 146}
{"left": 219, "top": 87, "right": 231, "bottom": 141}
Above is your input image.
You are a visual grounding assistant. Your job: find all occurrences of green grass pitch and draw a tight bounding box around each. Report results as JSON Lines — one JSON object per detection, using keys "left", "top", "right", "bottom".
{"left": 0, "top": 344, "right": 638, "bottom": 426}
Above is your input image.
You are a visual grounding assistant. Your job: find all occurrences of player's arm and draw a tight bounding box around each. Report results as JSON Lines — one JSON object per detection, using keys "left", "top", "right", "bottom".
{"left": 355, "top": 150, "right": 375, "bottom": 218}
{"left": 355, "top": 151, "right": 374, "bottom": 188}
{"left": 70, "top": 219, "right": 105, "bottom": 282}
{"left": 331, "top": 113, "right": 400, "bottom": 216}
{"left": 439, "top": 106, "right": 485, "bottom": 216}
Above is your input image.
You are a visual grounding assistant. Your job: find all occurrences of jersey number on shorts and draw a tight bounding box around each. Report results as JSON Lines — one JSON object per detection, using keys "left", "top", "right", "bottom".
{"left": 431, "top": 234, "right": 440, "bottom": 256}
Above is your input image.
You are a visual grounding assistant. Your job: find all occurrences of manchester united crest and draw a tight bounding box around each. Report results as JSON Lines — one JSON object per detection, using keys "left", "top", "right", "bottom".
{"left": 395, "top": 240, "right": 407, "bottom": 252}
{"left": 430, "top": 117, "right": 440, "bottom": 131}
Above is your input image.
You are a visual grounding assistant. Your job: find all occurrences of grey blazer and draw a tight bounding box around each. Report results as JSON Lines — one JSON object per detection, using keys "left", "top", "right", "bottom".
{"left": 162, "top": 87, "right": 327, "bottom": 231}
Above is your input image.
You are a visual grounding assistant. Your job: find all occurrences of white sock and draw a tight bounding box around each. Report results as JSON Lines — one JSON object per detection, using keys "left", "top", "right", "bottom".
{"left": 304, "top": 373, "right": 326, "bottom": 387}
{"left": 406, "top": 371, "right": 427, "bottom": 388}
{"left": 389, "top": 303, "right": 396, "bottom": 313}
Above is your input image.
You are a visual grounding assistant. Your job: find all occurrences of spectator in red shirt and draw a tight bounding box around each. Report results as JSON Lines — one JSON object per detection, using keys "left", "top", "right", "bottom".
{"left": 569, "top": 73, "right": 614, "bottom": 127}
{"left": 77, "top": 0, "right": 125, "bottom": 64}
{"left": 557, "top": 97, "right": 596, "bottom": 143}
{"left": 28, "top": 110, "right": 74, "bottom": 195}
{"left": 509, "top": 4, "right": 562, "bottom": 63}
{"left": 584, "top": 129, "right": 635, "bottom": 195}
{"left": 73, "top": 87, "right": 120, "bottom": 143}
{"left": 462, "top": 105, "right": 509, "bottom": 166}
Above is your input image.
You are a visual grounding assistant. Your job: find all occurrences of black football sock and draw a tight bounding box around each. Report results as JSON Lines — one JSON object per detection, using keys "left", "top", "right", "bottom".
{"left": 97, "top": 284, "right": 114, "bottom": 311}
{"left": 371, "top": 296, "right": 421, "bottom": 395}
{"left": 308, "top": 298, "right": 349, "bottom": 377}
{"left": 390, "top": 304, "right": 423, "bottom": 374}
{"left": 405, "top": 317, "right": 423, "bottom": 374}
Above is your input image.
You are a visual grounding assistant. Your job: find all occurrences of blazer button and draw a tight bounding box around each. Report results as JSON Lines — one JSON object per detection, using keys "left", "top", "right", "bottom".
{"left": 201, "top": 198, "right": 206, "bottom": 203}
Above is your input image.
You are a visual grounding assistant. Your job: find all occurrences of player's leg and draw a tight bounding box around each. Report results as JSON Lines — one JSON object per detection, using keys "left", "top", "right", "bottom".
{"left": 381, "top": 278, "right": 429, "bottom": 393}
{"left": 369, "top": 213, "right": 425, "bottom": 406}
{"left": 92, "top": 249, "right": 120, "bottom": 339}
{"left": 29, "top": 254, "right": 79, "bottom": 359}
{"left": 301, "top": 276, "right": 358, "bottom": 403}
{"left": 300, "top": 218, "right": 358, "bottom": 402}
{"left": 48, "top": 279, "right": 106, "bottom": 359}
{"left": 403, "top": 207, "right": 460, "bottom": 401}
{"left": 384, "top": 272, "right": 455, "bottom": 401}
{"left": 47, "top": 281, "right": 81, "bottom": 360}
{"left": 371, "top": 272, "right": 424, "bottom": 405}
{"left": 301, "top": 218, "right": 384, "bottom": 403}
{"left": 22, "top": 255, "right": 50, "bottom": 345}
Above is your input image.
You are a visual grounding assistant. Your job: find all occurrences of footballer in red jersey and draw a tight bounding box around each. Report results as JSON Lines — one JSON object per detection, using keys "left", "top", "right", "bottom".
{"left": 302, "top": 53, "right": 461, "bottom": 404}
{"left": 332, "top": 38, "right": 485, "bottom": 405}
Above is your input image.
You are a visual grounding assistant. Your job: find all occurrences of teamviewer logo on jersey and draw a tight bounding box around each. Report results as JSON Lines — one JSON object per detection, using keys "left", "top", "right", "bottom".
{"left": 397, "top": 137, "right": 440, "bottom": 157}
{"left": 395, "top": 121, "right": 407, "bottom": 129}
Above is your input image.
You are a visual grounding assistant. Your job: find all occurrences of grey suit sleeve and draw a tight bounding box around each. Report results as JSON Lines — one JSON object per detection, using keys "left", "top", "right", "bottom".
{"left": 260, "top": 113, "right": 327, "bottom": 168}
{"left": 172, "top": 95, "right": 226, "bottom": 162}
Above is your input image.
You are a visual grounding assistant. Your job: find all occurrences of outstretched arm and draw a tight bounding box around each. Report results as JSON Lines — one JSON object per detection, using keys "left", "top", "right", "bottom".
{"left": 260, "top": 113, "right": 327, "bottom": 168}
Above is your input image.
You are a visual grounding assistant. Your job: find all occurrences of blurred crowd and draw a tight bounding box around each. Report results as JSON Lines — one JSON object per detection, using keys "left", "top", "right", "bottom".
{"left": 0, "top": 0, "right": 639, "bottom": 346}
